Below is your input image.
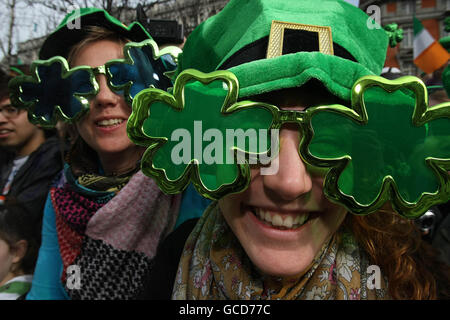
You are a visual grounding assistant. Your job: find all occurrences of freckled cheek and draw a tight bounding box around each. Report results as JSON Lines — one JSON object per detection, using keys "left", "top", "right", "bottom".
{"left": 218, "top": 192, "right": 248, "bottom": 234}
{"left": 75, "top": 115, "right": 96, "bottom": 146}
{"left": 312, "top": 203, "right": 347, "bottom": 247}
{"left": 75, "top": 118, "right": 88, "bottom": 135}
{"left": 219, "top": 194, "right": 243, "bottom": 218}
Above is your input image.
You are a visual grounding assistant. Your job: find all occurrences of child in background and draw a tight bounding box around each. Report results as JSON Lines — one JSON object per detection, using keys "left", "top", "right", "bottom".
{"left": 0, "top": 199, "right": 41, "bottom": 299}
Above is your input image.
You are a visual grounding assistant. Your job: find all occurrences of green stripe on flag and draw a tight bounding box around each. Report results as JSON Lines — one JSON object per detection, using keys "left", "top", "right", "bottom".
{"left": 413, "top": 17, "right": 424, "bottom": 36}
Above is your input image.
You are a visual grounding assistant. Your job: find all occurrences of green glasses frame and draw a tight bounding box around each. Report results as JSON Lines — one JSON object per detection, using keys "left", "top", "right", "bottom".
{"left": 127, "top": 69, "right": 450, "bottom": 219}
{"left": 9, "top": 39, "right": 181, "bottom": 128}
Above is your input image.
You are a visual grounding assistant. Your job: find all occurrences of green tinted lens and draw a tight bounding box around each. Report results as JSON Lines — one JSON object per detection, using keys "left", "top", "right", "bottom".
{"left": 304, "top": 75, "right": 450, "bottom": 218}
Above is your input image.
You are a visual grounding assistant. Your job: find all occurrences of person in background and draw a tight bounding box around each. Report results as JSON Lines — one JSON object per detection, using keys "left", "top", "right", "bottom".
{"left": 0, "top": 198, "right": 41, "bottom": 300}
{"left": 0, "top": 65, "right": 63, "bottom": 220}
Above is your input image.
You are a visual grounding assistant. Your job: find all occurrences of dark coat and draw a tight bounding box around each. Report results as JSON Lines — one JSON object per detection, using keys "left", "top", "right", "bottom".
{"left": 0, "top": 135, "right": 64, "bottom": 217}
{"left": 432, "top": 202, "right": 450, "bottom": 266}
{"left": 138, "top": 218, "right": 199, "bottom": 299}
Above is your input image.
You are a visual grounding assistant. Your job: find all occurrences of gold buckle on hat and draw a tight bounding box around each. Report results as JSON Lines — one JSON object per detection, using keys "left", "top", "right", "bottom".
{"left": 266, "top": 21, "right": 334, "bottom": 59}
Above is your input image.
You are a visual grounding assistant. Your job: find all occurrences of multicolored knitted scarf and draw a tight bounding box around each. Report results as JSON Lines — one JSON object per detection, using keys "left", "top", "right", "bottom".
{"left": 172, "top": 203, "right": 390, "bottom": 300}
{"left": 51, "top": 165, "right": 180, "bottom": 299}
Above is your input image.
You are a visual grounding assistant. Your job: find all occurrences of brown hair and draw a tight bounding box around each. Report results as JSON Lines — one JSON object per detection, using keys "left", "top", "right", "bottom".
{"left": 348, "top": 209, "right": 450, "bottom": 299}
{"left": 0, "top": 65, "right": 30, "bottom": 101}
{"left": 0, "top": 198, "right": 41, "bottom": 275}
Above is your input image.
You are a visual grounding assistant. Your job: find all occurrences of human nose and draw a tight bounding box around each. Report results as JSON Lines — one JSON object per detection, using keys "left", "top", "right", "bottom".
{"left": 92, "top": 75, "right": 120, "bottom": 108}
{"left": 262, "top": 123, "right": 312, "bottom": 202}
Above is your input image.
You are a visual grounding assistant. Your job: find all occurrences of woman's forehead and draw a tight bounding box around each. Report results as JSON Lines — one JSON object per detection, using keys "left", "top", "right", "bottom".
{"left": 71, "top": 39, "right": 124, "bottom": 68}
{"left": 250, "top": 81, "right": 346, "bottom": 108}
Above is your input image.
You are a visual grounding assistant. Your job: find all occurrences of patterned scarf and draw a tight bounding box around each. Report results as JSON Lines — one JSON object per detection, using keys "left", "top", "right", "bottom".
{"left": 172, "top": 203, "right": 389, "bottom": 300}
{"left": 51, "top": 165, "right": 180, "bottom": 299}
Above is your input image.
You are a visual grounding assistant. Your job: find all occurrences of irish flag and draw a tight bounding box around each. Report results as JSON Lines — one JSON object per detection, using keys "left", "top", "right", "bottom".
{"left": 414, "top": 17, "right": 449, "bottom": 74}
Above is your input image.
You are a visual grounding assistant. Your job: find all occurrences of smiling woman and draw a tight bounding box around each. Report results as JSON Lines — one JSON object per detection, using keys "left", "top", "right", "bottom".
{"left": 70, "top": 38, "right": 142, "bottom": 175}
{"left": 139, "top": 0, "right": 450, "bottom": 300}
{"left": 21, "top": 8, "right": 210, "bottom": 300}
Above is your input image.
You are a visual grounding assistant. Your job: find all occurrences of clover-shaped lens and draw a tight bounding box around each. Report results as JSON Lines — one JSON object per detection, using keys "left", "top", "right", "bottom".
{"left": 304, "top": 75, "right": 450, "bottom": 218}
{"left": 107, "top": 40, "right": 178, "bottom": 104}
{"left": 9, "top": 57, "right": 96, "bottom": 127}
{"left": 128, "top": 69, "right": 275, "bottom": 200}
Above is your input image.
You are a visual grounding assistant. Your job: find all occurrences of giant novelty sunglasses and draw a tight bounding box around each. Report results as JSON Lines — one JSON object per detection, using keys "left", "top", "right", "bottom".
{"left": 127, "top": 69, "right": 450, "bottom": 219}
{"left": 8, "top": 39, "right": 181, "bottom": 128}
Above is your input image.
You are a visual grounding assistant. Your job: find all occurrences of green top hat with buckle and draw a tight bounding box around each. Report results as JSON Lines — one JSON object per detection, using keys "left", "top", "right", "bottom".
{"left": 176, "top": 0, "right": 389, "bottom": 101}
{"left": 39, "top": 8, "right": 151, "bottom": 60}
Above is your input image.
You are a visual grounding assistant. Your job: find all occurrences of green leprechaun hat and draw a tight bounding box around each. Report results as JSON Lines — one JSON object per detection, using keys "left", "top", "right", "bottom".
{"left": 39, "top": 8, "right": 151, "bottom": 60}
{"left": 176, "top": 0, "right": 389, "bottom": 101}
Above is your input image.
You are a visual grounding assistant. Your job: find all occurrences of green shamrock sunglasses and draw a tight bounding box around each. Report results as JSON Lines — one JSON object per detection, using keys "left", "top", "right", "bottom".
{"left": 127, "top": 69, "right": 450, "bottom": 219}
{"left": 8, "top": 39, "right": 181, "bottom": 128}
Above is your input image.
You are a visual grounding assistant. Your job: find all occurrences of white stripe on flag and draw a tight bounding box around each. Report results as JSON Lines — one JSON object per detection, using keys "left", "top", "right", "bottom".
{"left": 414, "top": 28, "right": 435, "bottom": 59}
{"left": 343, "top": 0, "right": 360, "bottom": 7}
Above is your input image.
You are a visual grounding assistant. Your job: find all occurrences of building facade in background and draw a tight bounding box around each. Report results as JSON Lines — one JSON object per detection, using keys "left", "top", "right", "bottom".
{"left": 12, "top": 0, "right": 229, "bottom": 66}
{"left": 361, "top": 0, "right": 450, "bottom": 75}
{"left": 9, "top": 0, "right": 450, "bottom": 77}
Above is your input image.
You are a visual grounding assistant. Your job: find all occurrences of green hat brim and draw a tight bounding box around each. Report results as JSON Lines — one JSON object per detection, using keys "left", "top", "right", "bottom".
{"left": 39, "top": 8, "right": 151, "bottom": 60}
{"left": 231, "top": 51, "right": 374, "bottom": 101}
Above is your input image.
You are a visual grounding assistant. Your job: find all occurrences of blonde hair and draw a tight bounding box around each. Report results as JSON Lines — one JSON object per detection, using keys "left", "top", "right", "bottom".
{"left": 67, "top": 25, "right": 129, "bottom": 66}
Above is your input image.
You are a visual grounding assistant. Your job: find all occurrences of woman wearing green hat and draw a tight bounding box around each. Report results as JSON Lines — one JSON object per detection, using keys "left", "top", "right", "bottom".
{"left": 137, "top": 0, "right": 450, "bottom": 300}
{"left": 10, "top": 8, "right": 209, "bottom": 300}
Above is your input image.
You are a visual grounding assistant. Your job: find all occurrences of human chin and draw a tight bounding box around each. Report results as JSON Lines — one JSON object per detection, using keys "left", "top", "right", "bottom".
{"left": 85, "top": 130, "right": 136, "bottom": 157}
{"left": 94, "top": 135, "right": 135, "bottom": 155}
{"left": 219, "top": 190, "right": 347, "bottom": 278}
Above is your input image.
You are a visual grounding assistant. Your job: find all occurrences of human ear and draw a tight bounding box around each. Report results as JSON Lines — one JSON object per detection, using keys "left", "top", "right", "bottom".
{"left": 11, "top": 239, "right": 28, "bottom": 264}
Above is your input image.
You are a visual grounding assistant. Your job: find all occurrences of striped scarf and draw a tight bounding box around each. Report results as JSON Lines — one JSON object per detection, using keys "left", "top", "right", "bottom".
{"left": 51, "top": 166, "right": 180, "bottom": 299}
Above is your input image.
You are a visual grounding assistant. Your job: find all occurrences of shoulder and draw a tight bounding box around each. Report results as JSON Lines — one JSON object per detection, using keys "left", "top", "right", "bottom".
{"left": 31, "top": 136, "right": 62, "bottom": 163}
{"left": 138, "top": 218, "right": 199, "bottom": 300}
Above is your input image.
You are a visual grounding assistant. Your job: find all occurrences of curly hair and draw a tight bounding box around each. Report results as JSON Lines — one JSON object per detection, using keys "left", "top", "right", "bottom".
{"left": 348, "top": 209, "right": 450, "bottom": 300}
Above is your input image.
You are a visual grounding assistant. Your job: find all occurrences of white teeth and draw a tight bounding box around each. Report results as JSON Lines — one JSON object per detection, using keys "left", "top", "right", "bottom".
{"left": 254, "top": 208, "right": 310, "bottom": 229}
{"left": 97, "top": 119, "right": 124, "bottom": 126}
{"left": 283, "top": 216, "right": 293, "bottom": 228}
{"left": 272, "top": 214, "right": 283, "bottom": 227}
{"left": 264, "top": 211, "right": 271, "bottom": 223}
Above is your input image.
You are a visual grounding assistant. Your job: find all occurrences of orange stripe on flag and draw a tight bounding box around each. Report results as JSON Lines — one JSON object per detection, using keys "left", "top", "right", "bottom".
{"left": 414, "top": 41, "right": 450, "bottom": 74}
